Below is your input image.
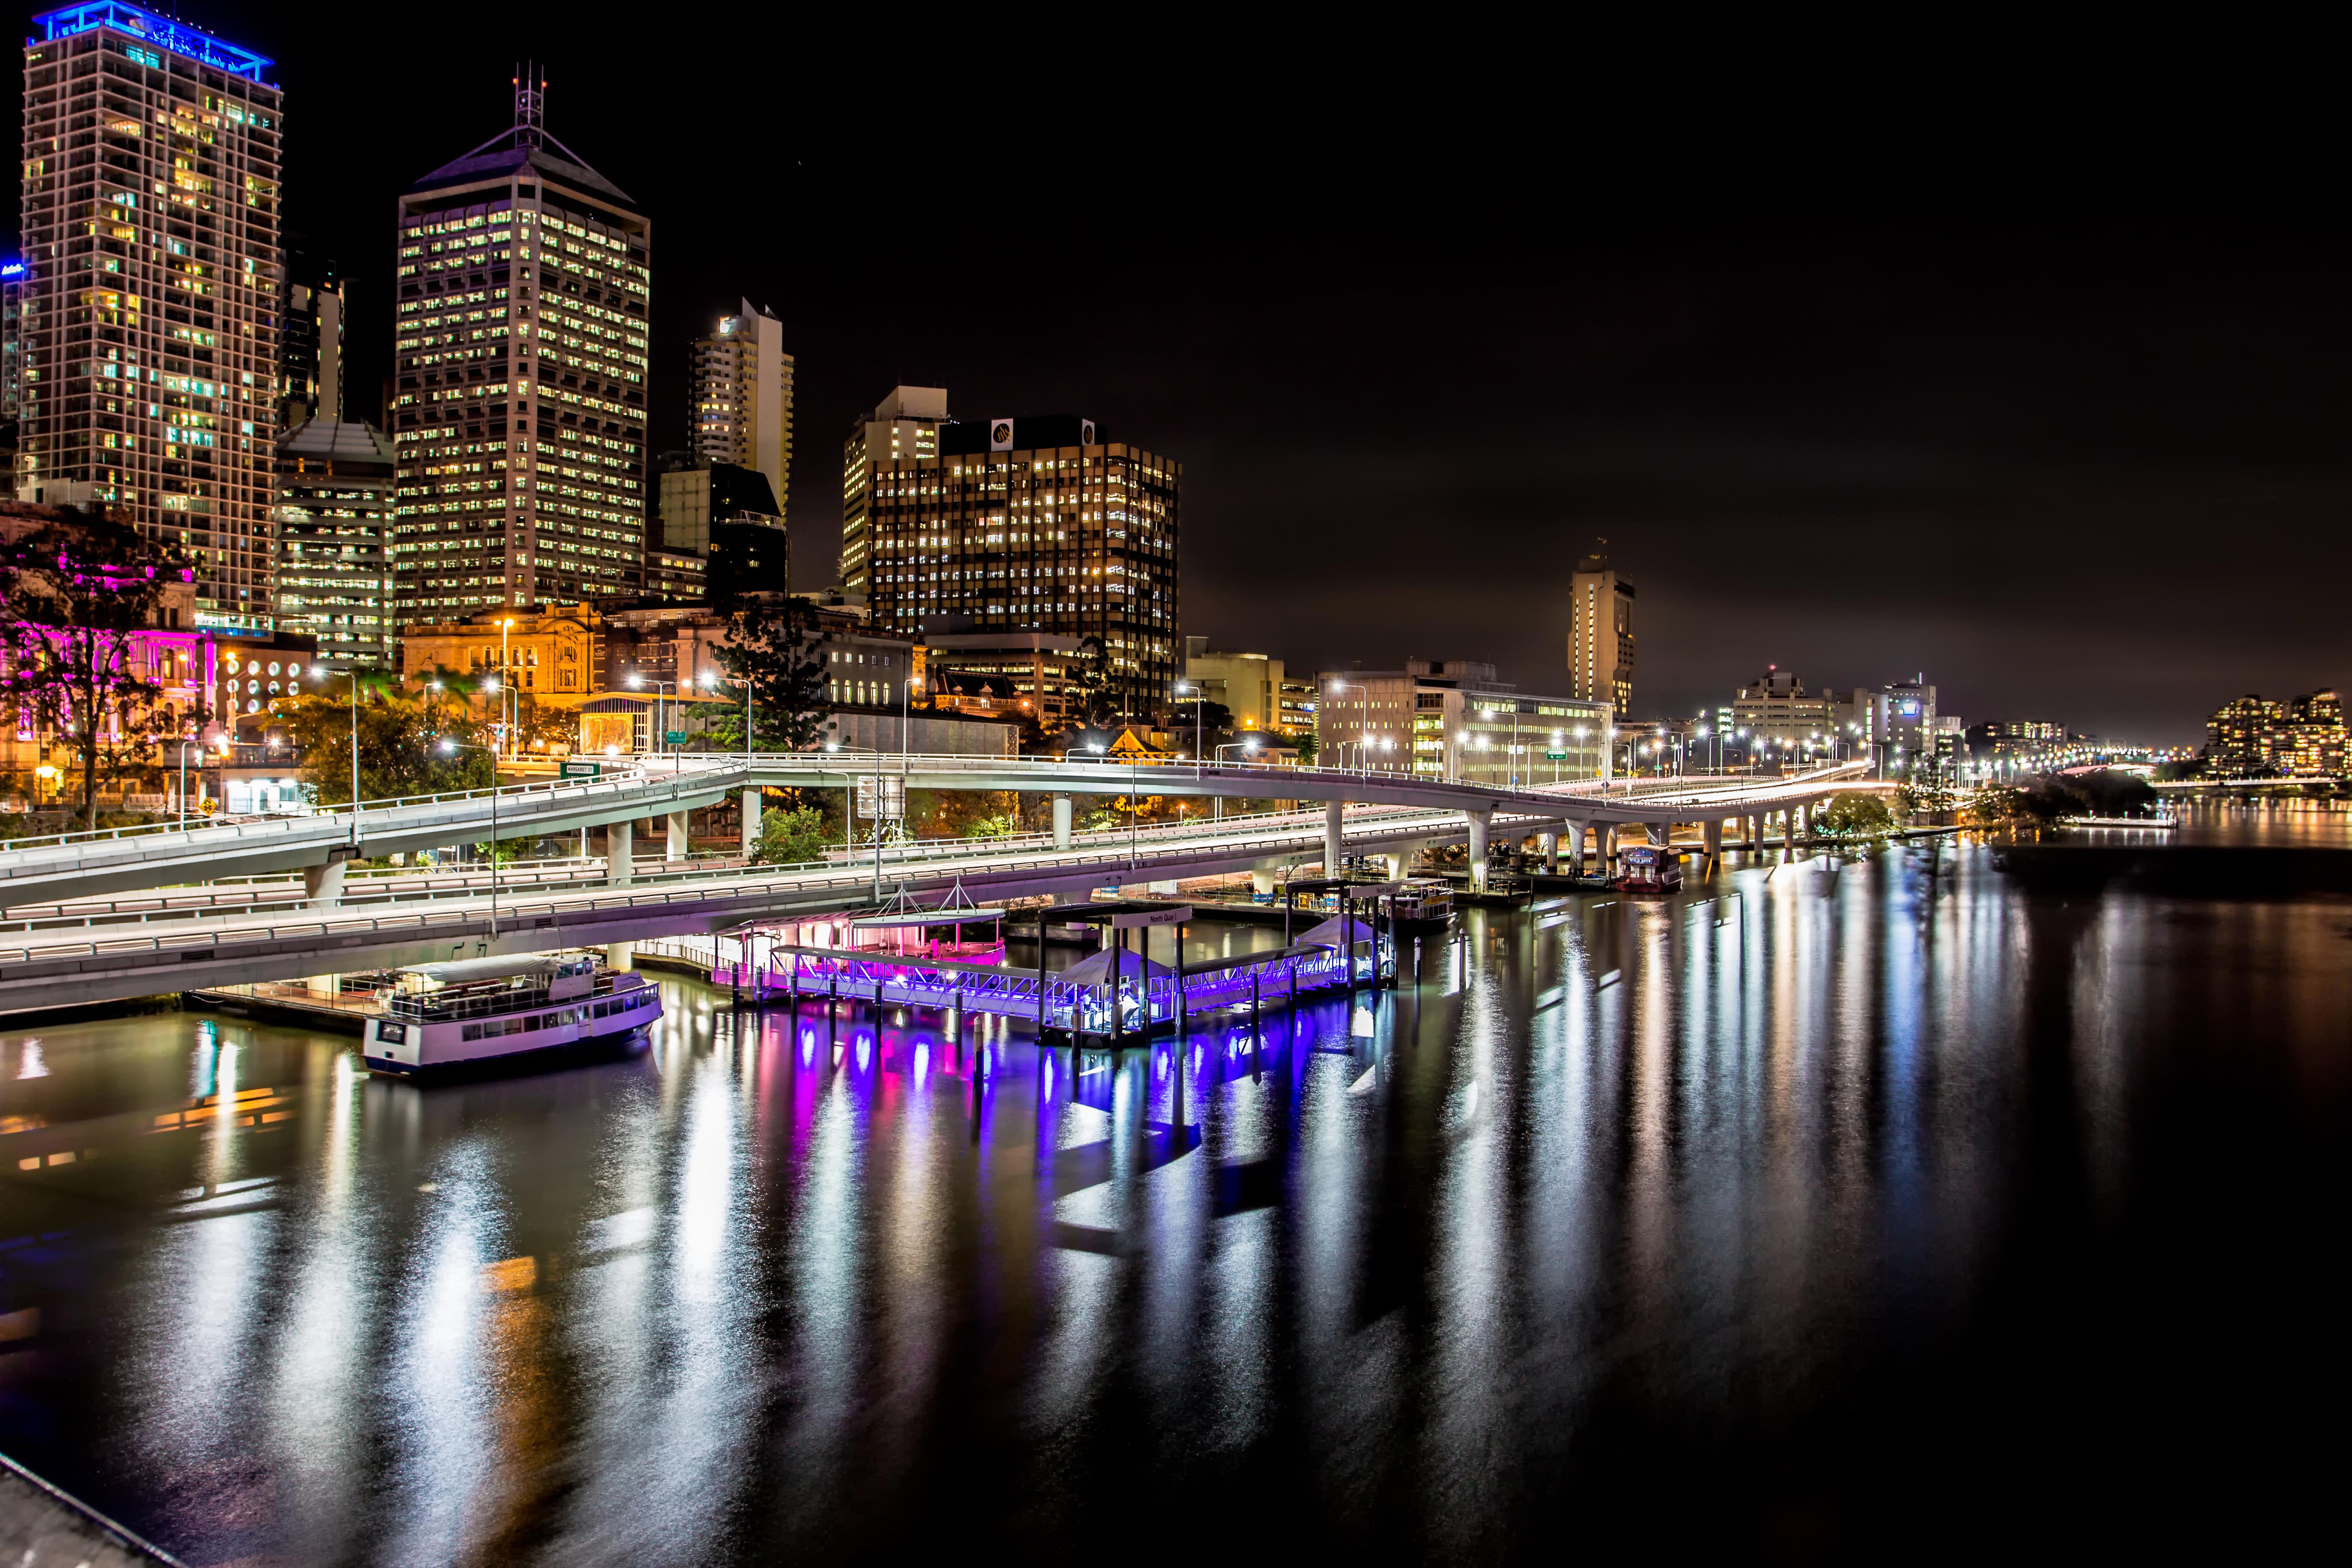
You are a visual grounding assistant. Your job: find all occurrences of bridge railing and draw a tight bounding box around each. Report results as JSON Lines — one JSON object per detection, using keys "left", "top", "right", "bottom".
{"left": 0, "top": 766, "right": 687, "bottom": 864}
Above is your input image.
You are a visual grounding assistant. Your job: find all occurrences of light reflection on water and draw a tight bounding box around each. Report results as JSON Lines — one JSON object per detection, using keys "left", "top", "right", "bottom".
{"left": 0, "top": 834, "right": 2348, "bottom": 1560}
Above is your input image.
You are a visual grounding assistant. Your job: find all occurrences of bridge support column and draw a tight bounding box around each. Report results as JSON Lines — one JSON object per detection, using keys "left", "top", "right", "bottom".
{"left": 606, "top": 820, "right": 633, "bottom": 886}
{"left": 303, "top": 852, "right": 349, "bottom": 910}
{"left": 1250, "top": 867, "right": 1278, "bottom": 897}
{"left": 1466, "top": 808, "right": 1491, "bottom": 892}
{"left": 1052, "top": 794, "right": 1072, "bottom": 849}
{"left": 1781, "top": 809, "right": 1794, "bottom": 862}
{"left": 606, "top": 941, "right": 634, "bottom": 971}
{"left": 1565, "top": 820, "right": 1586, "bottom": 873}
{"left": 1324, "top": 800, "right": 1345, "bottom": 877}
{"left": 666, "top": 809, "right": 689, "bottom": 861}
{"left": 740, "top": 787, "right": 762, "bottom": 858}
{"left": 1704, "top": 818, "right": 1723, "bottom": 865}
{"left": 1541, "top": 832, "right": 1558, "bottom": 873}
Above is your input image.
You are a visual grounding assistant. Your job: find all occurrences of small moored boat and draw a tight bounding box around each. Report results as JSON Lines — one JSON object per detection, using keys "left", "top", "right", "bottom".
{"left": 363, "top": 953, "right": 659, "bottom": 1077}
{"left": 1617, "top": 843, "right": 1684, "bottom": 895}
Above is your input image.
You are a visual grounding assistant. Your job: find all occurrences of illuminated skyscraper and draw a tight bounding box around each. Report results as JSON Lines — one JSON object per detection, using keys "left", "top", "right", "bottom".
{"left": 1569, "top": 548, "right": 1635, "bottom": 718}
{"left": 839, "top": 385, "right": 946, "bottom": 592}
{"left": 690, "top": 301, "right": 790, "bottom": 516}
{"left": 860, "top": 413, "right": 1181, "bottom": 716}
{"left": 14, "top": 3, "right": 284, "bottom": 633}
{"left": 393, "top": 71, "right": 648, "bottom": 626}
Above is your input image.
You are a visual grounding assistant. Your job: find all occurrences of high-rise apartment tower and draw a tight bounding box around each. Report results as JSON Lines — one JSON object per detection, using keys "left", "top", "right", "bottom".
{"left": 392, "top": 72, "right": 648, "bottom": 626}
{"left": 859, "top": 412, "right": 1180, "bottom": 715}
{"left": 690, "top": 300, "right": 790, "bottom": 516}
{"left": 15, "top": 4, "right": 284, "bottom": 633}
{"left": 1569, "top": 548, "right": 1635, "bottom": 718}
{"left": 839, "top": 385, "right": 946, "bottom": 592}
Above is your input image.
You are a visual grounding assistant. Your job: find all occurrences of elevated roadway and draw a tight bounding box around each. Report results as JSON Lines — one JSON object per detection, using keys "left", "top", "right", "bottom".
{"left": 0, "top": 763, "right": 1876, "bottom": 1015}
{"left": 0, "top": 754, "right": 1872, "bottom": 912}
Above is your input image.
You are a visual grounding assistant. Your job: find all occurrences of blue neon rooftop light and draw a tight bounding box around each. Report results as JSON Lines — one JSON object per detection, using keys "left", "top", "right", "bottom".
{"left": 31, "top": 3, "right": 273, "bottom": 82}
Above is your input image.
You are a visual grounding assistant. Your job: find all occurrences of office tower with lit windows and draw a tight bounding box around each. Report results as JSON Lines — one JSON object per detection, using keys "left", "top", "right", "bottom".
{"left": 392, "top": 73, "right": 648, "bottom": 627}
{"left": 839, "top": 384, "right": 946, "bottom": 592}
{"left": 860, "top": 412, "right": 1180, "bottom": 716}
{"left": 15, "top": 3, "right": 284, "bottom": 633}
{"left": 1569, "top": 548, "right": 1635, "bottom": 717}
{"left": 274, "top": 283, "right": 393, "bottom": 668}
{"left": 690, "top": 300, "right": 790, "bottom": 515}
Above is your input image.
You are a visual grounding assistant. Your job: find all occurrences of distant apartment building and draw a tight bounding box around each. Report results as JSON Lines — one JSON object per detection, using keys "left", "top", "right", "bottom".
{"left": 690, "top": 300, "right": 791, "bottom": 517}
{"left": 1967, "top": 718, "right": 2066, "bottom": 762}
{"left": 1731, "top": 666, "right": 1840, "bottom": 752}
{"left": 1845, "top": 674, "right": 1939, "bottom": 773}
{"left": 1183, "top": 637, "right": 1286, "bottom": 736}
{"left": 14, "top": 6, "right": 284, "bottom": 634}
{"left": 1319, "top": 658, "right": 1612, "bottom": 787}
{"left": 839, "top": 385, "right": 948, "bottom": 593}
{"left": 2206, "top": 690, "right": 2345, "bottom": 777}
{"left": 856, "top": 411, "right": 1180, "bottom": 716}
{"left": 393, "top": 77, "right": 649, "bottom": 624}
{"left": 1569, "top": 550, "right": 1635, "bottom": 717}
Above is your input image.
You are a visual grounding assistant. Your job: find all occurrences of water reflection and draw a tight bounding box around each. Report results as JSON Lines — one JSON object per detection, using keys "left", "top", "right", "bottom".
{"left": 1, "top": 836, "right": 2348, "bottom": 1559}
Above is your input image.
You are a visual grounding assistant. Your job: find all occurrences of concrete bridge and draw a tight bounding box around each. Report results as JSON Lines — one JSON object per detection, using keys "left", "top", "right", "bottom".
{"left": 0, "top": 760, "right": 1874, "bottom": 1015}
{"left": 0, "top": 754, "right": 1872, "bottom": 910}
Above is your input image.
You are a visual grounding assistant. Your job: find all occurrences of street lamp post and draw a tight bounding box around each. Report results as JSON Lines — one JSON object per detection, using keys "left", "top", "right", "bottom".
{"left": 626, "top": 673, "right": 680, "bottom": 762}
{"left": 1212, "top": 738, "right": 1258, "bottom": 820}
{"left": 498, "top": 618, "right": 516, "bottom": 759}
{"left": 437, "top": 736, "right": 500, "bottom": 939}
{"left": 175, "top": 737, "right": 203, "bottom": 832}
{"left": 310, "top": 665, "right": 362, "bottom": 847}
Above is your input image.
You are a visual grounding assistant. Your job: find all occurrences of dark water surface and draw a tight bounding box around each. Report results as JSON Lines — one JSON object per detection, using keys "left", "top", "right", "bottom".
{"left": 2, "top": 827, "right": 2348, "bottom": 1563}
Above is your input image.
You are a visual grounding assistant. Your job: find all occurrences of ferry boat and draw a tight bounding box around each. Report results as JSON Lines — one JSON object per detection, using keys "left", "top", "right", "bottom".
{"left": 1390, "top": 878, "right": 1456, "bottom": 934}
{"left": 362, "top": 953, "right": 659, "bottom": 1077}
{"left": 1617, "top": 843, "right": 1684, "bottom": 895}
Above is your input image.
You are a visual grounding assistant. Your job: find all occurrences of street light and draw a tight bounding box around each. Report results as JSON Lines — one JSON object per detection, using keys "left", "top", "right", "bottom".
{"left": 625, "top": 672, "right": 680, "bottom": 761}
{"left": 498, "top": 617, "right": 516, "bottom": 759}
{"left": 437, "top": 736, "right": 500, "bottom": 939}
{"left": 824, "top": 736, "right": 888, "bottom": 899}
{"left": 174, "top": 736, "right": 204, "bottom": 831}
{"left": 1176, "top": 680, "right": 1202, "bottom": 778}
{"left": 1212, "top": 738, "right": 1259, "bottom": 822}
{"left": 311, "top": 665, "right": 361, "bottom": 846}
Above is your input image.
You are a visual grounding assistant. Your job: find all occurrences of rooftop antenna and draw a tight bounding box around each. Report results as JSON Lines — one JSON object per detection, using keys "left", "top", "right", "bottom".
{"left": 513, "top": 61, "right": 545, "bottom": 148}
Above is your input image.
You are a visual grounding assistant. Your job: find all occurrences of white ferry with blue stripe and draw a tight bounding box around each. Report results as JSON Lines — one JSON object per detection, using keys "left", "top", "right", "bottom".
{"left": 363, "top": 954, "right": 659, "bottom": 1077}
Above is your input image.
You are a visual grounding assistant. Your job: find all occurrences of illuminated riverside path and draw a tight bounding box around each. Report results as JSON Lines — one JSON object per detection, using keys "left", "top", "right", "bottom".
{"left": 1, "top": 816, "right": 2347, "bottom": 1561}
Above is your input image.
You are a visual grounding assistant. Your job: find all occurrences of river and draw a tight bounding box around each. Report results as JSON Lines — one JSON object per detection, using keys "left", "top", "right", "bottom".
{"left": 1, "top": 808, "right": 2347, "bottom": 1562}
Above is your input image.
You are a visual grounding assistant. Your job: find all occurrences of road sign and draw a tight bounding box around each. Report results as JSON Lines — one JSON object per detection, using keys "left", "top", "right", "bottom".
{"left": 1111, "top": 906, "right": 1193, "bottom": 928}
{"left": 1546, "top": 751, "right": 1569, "bottom": 760}
{"left": 559, "top": 760, "right": 602, "bottom": 778}
{"left": 664, "top": 731, "right": 687, "bottom": 746}
{"left": 855, "top": 774, "right": 907, "bottom": 821}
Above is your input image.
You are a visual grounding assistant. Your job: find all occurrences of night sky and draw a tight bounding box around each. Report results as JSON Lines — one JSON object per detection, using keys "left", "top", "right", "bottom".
{"left": 13, "top": 7, "right": 2346, "bottom": 743}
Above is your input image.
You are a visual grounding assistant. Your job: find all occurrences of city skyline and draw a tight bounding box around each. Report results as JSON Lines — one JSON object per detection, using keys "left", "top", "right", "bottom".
{"left": 4, "top": 11, "right": 2348, "bottom": 741}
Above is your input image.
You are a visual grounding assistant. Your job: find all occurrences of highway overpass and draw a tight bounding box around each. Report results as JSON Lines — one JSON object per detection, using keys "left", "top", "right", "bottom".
{"left": 0, "top": 761, "right": 1877, "bottom": 1015}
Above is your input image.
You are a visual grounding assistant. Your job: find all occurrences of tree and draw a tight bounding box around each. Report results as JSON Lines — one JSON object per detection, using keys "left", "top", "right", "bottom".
{"left": 1813, "top": 791, "right": 1894, "bottom": 835}
{"left": 512, "top": 692, "right": 576, "bottom": 754}
{"left": 283, "top": 688, "right": 490, "bottom": 805}
{"left": 749, "top": 805, "right": 832, "bottom": 865}
{"left": 0, "top": 514, "right": 189, "bottom": 832}
{"left": 709, "top": 596, "right": 830, "bottom": 751}
{"left": 1076, "top": 633, "right": 1117, "bottom": 727}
